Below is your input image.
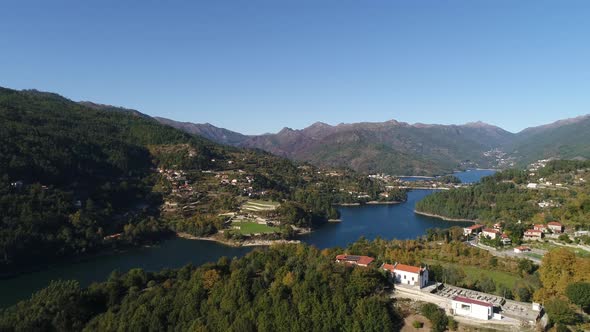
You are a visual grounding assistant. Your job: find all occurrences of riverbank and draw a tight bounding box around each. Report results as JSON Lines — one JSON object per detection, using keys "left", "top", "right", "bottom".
{"left": 366, "top": 200, "right": 402, "bottom": 205}
{"left": 336, "top": 200, "right": 403, "bottom": 207}
{"left": 176, "top": 232, "right": 301, "bottom": 247}
{"left": 413, "top": 210, "right": 477, "bottom": 223}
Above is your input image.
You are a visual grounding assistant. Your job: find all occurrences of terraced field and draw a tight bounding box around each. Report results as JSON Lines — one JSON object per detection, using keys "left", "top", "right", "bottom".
{"left": 241, "top": 200, "right": 280, "bottom": 212}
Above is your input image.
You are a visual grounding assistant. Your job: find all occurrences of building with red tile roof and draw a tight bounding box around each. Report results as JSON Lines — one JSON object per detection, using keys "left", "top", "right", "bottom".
{"left": 335, "top": 254, "right": 375, "bottom": 267}
{"left": 463, "top": 224, "right": 484, "bottom": 236}
{"left": 514, "top": 246, "right": 531, "bottom": 253}
{"left": 524, "top": 229, "right": 544, "bottom": 240}
{"left": 547, "top": 221, "right": 564, "bottom": 233}
{"left": 481, "top": 228, "right": 501, "bottom": 239}
{"left": 533, "top": 224, "right": 547, "bottom": 232}
{"left": 383, "top": 262, "right": 429, "bottom": 288}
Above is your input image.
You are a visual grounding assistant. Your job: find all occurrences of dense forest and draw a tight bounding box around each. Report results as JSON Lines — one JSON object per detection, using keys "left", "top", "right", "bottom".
{"left": 0, "top": 87, "right": 404, "bottom": 273}
{"left": 415, "top": 160, "right": 590, "bottom": 229}
{"left": 0, "top": 244, "right": 400, "bottom": 331}
{"left": 0, "top": 88, "right": 216, "bottom": 273}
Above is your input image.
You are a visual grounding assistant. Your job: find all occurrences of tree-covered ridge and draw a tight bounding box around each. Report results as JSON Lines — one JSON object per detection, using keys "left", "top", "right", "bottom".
{"left": 415, "top": 160, "right": 590, "bottom": 228}
{"left": 0, "top": 86, "right": 404, "bottom": 273}
{"left": 0, "top": 244, "right": 399, "bottom": 332}
{"left": 0, "top": 87, "right": 217, "bottom": 273}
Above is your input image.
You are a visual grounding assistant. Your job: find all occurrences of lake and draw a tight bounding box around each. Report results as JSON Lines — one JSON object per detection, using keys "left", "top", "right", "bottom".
{"left": 0, "top": 169, "right": 493, "bottom": 308}
{"left": 400, "top": 169, "right": 496, "bottom": 184}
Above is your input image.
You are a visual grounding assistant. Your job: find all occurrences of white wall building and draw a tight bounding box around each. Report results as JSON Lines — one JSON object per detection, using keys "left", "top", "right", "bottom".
{"left": 383, "top": 263, "right": 429, "bottom": 288}
{"left": 452, "top": 296, "right": 494, "bottom": 320}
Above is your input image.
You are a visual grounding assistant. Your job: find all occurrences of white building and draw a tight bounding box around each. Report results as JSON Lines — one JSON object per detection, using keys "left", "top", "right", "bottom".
{"left": 383, "top": 263, "right": 429, "bottom": 288}
{"left": 452, "top": 296, "right": 494, "bottom": 320}
{"left": 481, "top": 228, "right": 500, "bottom": 239}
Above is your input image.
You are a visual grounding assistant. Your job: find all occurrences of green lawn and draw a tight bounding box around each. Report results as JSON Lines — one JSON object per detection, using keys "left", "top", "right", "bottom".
{"left": 426, "top": 260, "right": 524, "bottom": 289}
{"left": 461, "top": 265, "right": 521, "bottom": 289}
{"left": 529, "top": 242, "right": 590, "bottom": 258}
{"left": 233, "top": 221, "right": 280, "bottom": 235}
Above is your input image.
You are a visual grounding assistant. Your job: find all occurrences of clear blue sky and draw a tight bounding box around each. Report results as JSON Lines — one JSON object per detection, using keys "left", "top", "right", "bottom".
{"left": 1, "top": 1, "right": 589, "bottom": 134}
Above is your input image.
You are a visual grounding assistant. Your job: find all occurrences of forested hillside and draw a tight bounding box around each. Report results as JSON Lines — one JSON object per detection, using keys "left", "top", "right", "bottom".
{"left": 0, "top": 87, "right": 221, "bottom": 273}
{"left": 415, "top": 160, "right": 590, "bottom": 229}
{"left": 0, "top": 87, "right": 402, "bottom": 274}
{"left": 508, "top": 115, "right": 590, "bottom": 165}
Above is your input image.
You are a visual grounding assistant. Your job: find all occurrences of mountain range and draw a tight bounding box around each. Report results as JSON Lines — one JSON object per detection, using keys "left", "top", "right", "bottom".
{"left": 155, "top": 115, "right": 590, "bottom": 175}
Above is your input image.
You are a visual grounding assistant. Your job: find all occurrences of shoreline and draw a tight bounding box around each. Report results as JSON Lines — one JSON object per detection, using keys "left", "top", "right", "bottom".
{"left": 335, "top": 200, "right": 403, "bottom": 207}
{"left": 175, "top": 232, "right": 301, "bottom": 247}
{"left": 413, "top": 210, "right": 477, "bottom": 223}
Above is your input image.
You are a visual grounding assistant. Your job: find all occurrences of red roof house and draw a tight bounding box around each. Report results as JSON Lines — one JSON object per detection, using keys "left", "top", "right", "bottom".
{"left": 547, "top": 221, "right": 564, "bottom": 233}
{"left": 335, "top": 254, "right": 375, "bottom": 267}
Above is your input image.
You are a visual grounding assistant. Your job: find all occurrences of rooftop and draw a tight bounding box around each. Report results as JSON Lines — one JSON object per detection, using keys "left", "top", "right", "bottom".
{"left": 394, "top": 263, "right": 422, "bottom": 274}
{"left": 453, "top": 296, "right": 494, "bottom": 307}
{"left": 336, "top": 254, "right": 375, "bottom": 266}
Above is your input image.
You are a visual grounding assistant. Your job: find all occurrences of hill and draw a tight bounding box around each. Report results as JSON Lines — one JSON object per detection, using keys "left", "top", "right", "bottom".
{"left": 154, "top": 117, "right": 249, "bottom": 146}
{"left": 159, "top": 118, "right": 515, "bottom": 175}
{"left": 415, "top": 160, "right": 590, "bottom": 232}
{"left": 0, "top": 87, "right": 401, "bottom": 273}
{"left": 508, "top": 115, "right": 590, "bottom": 165}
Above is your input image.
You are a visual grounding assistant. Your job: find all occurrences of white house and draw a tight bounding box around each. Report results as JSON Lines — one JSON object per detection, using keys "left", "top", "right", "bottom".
{"left": 547, "top": 221, "right": 564, "bottom": 233}
{"left": 526, "top": 183, "right": 538, "bottom": 189}
{"left": 452, "top": 296, "right": 494, "bottom": 320}
{"left": 481, "top": 228, "right": 500, "bottom": 239}
{"left": 383, "top": 263, "right": 429, "bottom": 288}
{"left": 524, "top": 229, "right": 544, "bottom": 240}
{"left": 463, "top": 224, "right": 484, "bottom": 236}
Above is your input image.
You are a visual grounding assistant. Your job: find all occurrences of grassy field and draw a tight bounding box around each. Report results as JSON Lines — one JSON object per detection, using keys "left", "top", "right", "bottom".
{"left": 233, "top": 221, "right": 280, "bottom": 235}
{"left": 525, "top": 252, "right": 544, "bottom": 260}
{"left": 427, "top": 260, "right": 523, "bottom": 289}
{"left": 241, "top": 200, "right": 280, "bottom": 212}
{"left": 461, "top": 265, "right": 521, "bottom": 289}
{"left": 529, "top": 242, "right": 590, "bottom": 258}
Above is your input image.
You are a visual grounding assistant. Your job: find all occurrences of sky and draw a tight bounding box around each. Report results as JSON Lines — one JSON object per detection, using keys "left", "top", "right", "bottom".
{"left": 1, "top": 1, "right": 589, "bottom": 134}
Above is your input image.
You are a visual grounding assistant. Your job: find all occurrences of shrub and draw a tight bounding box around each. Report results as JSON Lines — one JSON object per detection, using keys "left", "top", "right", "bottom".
{"left": 420, "top": 303, "right": 448, "bottom": 332}
{"left": 447, "top": 316, "right": 458, "bottom": 331}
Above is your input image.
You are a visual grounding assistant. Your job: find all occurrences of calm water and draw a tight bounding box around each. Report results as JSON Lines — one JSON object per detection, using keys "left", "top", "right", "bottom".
{"left": 0, "top": 169, "right": 494, "bottom": 308}
{"left": 400, "top": 169, "right": 496, "bottom": 184}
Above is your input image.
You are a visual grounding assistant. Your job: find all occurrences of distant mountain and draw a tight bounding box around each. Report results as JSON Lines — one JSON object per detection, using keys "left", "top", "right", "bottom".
{"left": 509, "top": 114, "right": 590, "bottom": 164}
{"left": 154, "top": 117, "right": 249, "bottom": 146}
{"left": 238, "top": 120, "right": 514, "bottom": 175}
{"left": 152, "top": 114, "right": 590, "bottom": 175}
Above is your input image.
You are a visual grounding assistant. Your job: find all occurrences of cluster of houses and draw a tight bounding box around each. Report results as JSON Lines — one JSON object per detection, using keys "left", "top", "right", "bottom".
{"left": 464, "top": 221, "right": 565, "bottom": 243}
{"left": 158, "top": 168, "right": 193, "bottom": 194}
{"left": 524, "top": 221, "right": 564, "bottom": 240}
{"left": 215, "top": 171, "right": 254, "bottom": 186}
{"left": 463, "top": 223, "right": 511, "bottom": 245}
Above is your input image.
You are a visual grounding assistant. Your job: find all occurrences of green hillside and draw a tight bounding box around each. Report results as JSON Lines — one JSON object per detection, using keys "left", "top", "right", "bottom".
{"left": 0, "top": 87, "right": 401, "bottom": 273}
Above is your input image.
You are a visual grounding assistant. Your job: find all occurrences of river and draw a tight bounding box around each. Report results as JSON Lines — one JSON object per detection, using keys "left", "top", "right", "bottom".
{"left": 0, "top": 169, "right": 494, "bottom": 308}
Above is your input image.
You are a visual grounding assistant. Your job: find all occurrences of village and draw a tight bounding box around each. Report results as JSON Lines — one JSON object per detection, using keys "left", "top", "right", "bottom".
{"left": 335, "top": 253, "right": 545, "bottom": 330}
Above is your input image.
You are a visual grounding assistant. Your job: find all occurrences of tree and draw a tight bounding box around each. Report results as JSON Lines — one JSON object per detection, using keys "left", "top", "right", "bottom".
{"left": 544, "top": 297, "right": 578, "bottom": 326}
{"left": 420, "top": 303, "right": 448, "bottom": 332}
{"left": 565, "top": 282, "right": 590, "bottom": 312}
